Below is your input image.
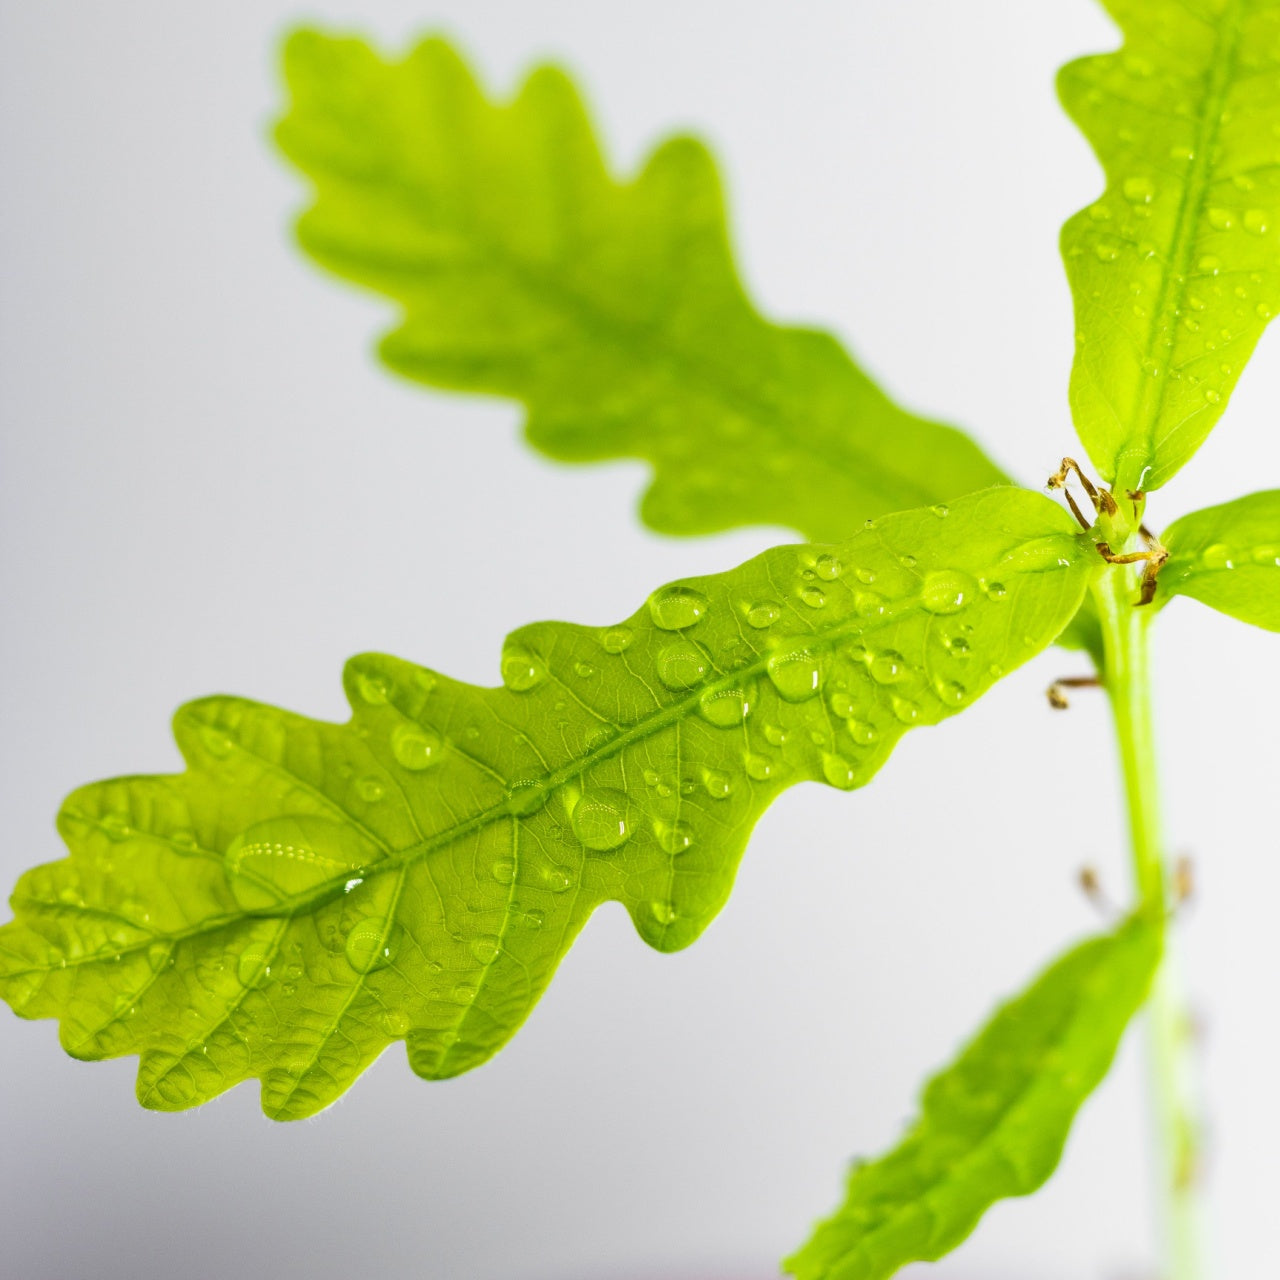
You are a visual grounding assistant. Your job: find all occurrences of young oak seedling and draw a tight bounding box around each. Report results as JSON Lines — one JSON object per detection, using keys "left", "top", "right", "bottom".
{"left": 5, "top": 5, "right": 1280, "bottom": 1278}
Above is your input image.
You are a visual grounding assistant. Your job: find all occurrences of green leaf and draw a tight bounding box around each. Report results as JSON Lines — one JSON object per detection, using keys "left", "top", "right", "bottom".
{"left": 275, "top": 30, "right": 1007, "bottom": 544}
{"left": 1060, "top": 0, "right": 1280, "bottom": 494}
{"left": 785, "top": 914, "right": 1161, "bottom": 1280}
{"left": 0, "top": 489, "right": 1094, "bottom": 1120}
{"left": 1159, "top": 489, "right": 1280, "bottom": 627}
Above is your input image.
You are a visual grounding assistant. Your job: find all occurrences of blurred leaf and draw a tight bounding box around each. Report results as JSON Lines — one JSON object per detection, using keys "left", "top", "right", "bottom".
{"left": 276, "top": 30, "right": 1007, "bottom": 542}
{"left": 1160, "top": 488, "right": 1280, "bottom": 627}
{"left": 0, "top": 490, "right": 1095, "bottom": 1120}
{"left": 785, "top": 914, "right": 1160, "bottom": 1280}
{"left": 1060, "top": 0, "right": 1280, "bottom": 493}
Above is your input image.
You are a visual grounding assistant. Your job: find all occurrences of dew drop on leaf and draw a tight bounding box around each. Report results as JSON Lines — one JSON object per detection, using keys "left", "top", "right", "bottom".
{"left": 744, "top": 753, "right": 774, "bottom": 781}
{"left": 870, "top": 651, "right": 908, "bottom": 684}
{"left": 921, "top": 570, "right": 977, "bottom": 615}
{"left": 237, "top": 945, "right": 276, "bottom": 990}
{"left": 822, "top": 753, "right": 857, "bottom": 790}
{"left": 381, "top": 1010, "right": 410, "bottom": 1037}
{"left": 766, "top": 648, "right": 821, "bottom": 701}
{"left": 647, "top": 586, "right": 710, "bottom": 630}
{"left": 698, "top": 682, "right": 752, "bottom": 726}
{"left": 601, "top": 626, "right": 633, "bottom": 654}
{"left": 224, "top": 816, "right": 371, "bottom": 912}
{"left": 814, "top": 555, "right": 843, "bottom": 581}
{"left": 391, "top": 724, "right": 443, "bottom": 770}
{"left": 657, "top": 642, "right": 710, "bottom": 689}
{"left": 570, "top": 789, "right": 632, "bottom": 851}
{"left": 469, "top": 935, "right": 501, "bottom": 965}
{"left": 847, "top": 719, "right": 878, "bottom": 746}
{"left": 746, "top": 601, "right": 781, "bottom": 628}
{"left": 892, "top": 697, "right": 921, "bottom": 724}
{"left": 654, "top": 820, "right": 694, "bottom": 854}
{"left": 356, "top": 672, "right": 391, "bottom": 705}
{"left": 701, "top": 768, "right": 732, "bottom": 799}
{"left": 505, "top": 779, "right": 551, "bottom": 815}
{"left": 501, "top": 647, "right": 548, "bottom": 692}
{"left": 1200, "top": 543, "right": 1234, "bottom": 569}
{"left": 799, "top": 586, "right": 827, "bottom": 609}
{"left": 344, "top": 918, "right": 401, "bottom": 974}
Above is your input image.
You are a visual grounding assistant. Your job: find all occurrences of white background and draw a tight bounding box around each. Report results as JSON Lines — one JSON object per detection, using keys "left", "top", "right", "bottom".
{"left": 2, "top": 3, "right": 1278, "bottom": 1278}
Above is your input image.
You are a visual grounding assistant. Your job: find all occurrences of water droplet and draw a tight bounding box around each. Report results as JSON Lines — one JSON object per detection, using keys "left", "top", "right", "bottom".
{"left": 100, "top": 812, "right": 132, "bottom": 841}
{"left": 799, "top": 587, "right": 827, "bottom": 609}
{"left": 982, "top": 581, "right": 1008, "bottom": 600}
{"left": 1123, "top": 176, "right": 1155, "bottom": 204}
{"left": 1087, "top": 202, "right": 1111, "bottom": 222}
{"left": 930, "top": 504, "right": 950, "bottom": 517}
{"left": 1250, "top": 544, "right": 1280, "bottom": 566}
{"left": 391, "top": 724, "right": 443, "bottom": 771}
{"left": 763, "top": 722, "right": 788, "bottom": 746}
{"left": 654, "top": 820, "right": 694, "bottom": 854}
{"left": 544, "top": 866, "right": 574, "bottom": 893}
{"left": 1204, "top": 387, "right": 1221, "bottom": 404}
{"left": 1169, "top": 144, "right": 1195, "bottom": 162}
{"left": 356, "top": 672, "right": 390, "bottom": 704}
{"left": 829, "top": 691, "right": 856, "bottom": 718}
{"left": 899, "top": 554, "right": 918, "bottom": 570}
{"left": 1244, "top": 209, "right": 1269, "bottom": 235}
{"left": 237, "top": 944, "right": 276, "bottom": 990}
{"left": 381, "top": 1010, "right": 410, "bottom": 1037}
{"left": 854, "top": 567, "right": 877, "bottom": 586}
{"left": 505, "top": 779, "right": 551, "bottom": 815}
{"left": 891, "top": 696, "right": 921, "bottom": 724}
{"left": 822, "top": 754, "right": 857, "bottom": 790}
{"left": 648, "top": 586, "right": 709, "bottom": 630}
{"left": 650, "top": 901, "right": 677, "bottom": 926}
{"left": 1208, "top": 207, "right": 1236, "bottom": 231}
{"left": 814, "top": 555, "right": 843, "bottom": 581}
{"left": 521, "top": 909, "right": 545, "bottom": 930}
{"left": 869, "top": 651, "right": 908, "bottom": 684}
{"left": 657, "top": 642, "right": 710, "bottom": 689}
{"left": 744, "top": 754, "right": 775, "bottom": 781}
{"left": 934, "top": 679, "right": 967, "bottom": 706}
{"left": 601, "top": 626, "right": 633, "bottom": 654}
{"left": 854, "top": 591, "right": 886, "bottom": 620}
{"left": 199, "top": 726, "right": 235, "bottom": 759}
{"left": 574, "top": 661, "right": 596, "bottom": 679}
{"left": 469, "top": 935, "right": 501, "bottom": 965}
{"left": 698, "top": 682, "right": 753, "bottom": 726}
{"left": 501, "top": 646, "right": 548, "bottom": 692}
{"left": 746, "top": 601, "right": 782, "bottom": 628}
{"left": 921, "top": 569, "right": 977, "bottom": 615}
{"left": 766, "top": 648, "right": 821, "bottom": 701}
{"left": 847, "top": 719, "right": 878, "bottom": 746}
{"left": 1258, "top": 301, "right": 1275, "bottom": 320}
{"left": 571, "top": 789, "right": 632, "bottom": 851}
{"left": 1094, "top": 238, "right": 1121, "bottom": 263}
{"left": 356, "top": 775, "right": 385, "bottom": 802}
{"left": 702, "top": 768, "right": 732, "bottom": 799}
{"left": 452, "top": 984, "right": 477, "bottom": 1003}
{"left": 1198, "top": 254, "right": 1221, "bottom": 274}
{"left": 1200, "top": 543, "right": 1234, "bottom": 570}
{"left": 224, "top": 816, "right": 373, "bottom": 911}
{"left": 345, "top": 917, "right": 401, "bottom": 974}
{"left": 492, "top": 859, "right": 516, "bottom": 885}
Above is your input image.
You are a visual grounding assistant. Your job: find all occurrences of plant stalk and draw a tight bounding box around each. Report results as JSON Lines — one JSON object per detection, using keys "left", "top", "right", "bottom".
{"left": 1094, "top": 565, "right": 1205, "bottom": 1280}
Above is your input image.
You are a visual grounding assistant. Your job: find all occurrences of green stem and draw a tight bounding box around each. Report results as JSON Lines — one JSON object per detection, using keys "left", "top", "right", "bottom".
{"left": 1094, "top": 566, "right": 1205, "bottom": 1280}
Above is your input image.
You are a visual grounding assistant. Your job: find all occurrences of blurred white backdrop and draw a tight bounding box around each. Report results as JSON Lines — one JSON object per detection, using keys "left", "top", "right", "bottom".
{"left": 2, "top": 2, "right": 1278, "bottom": 1278}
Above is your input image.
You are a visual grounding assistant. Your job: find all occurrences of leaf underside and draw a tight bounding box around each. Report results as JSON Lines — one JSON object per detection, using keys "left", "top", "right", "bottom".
{"left": 0, "top": 490, "right": 1094, "bottom": 1120}
{"left": 1060, "top": 0, "right": 1280, "bottom": 494}
{"left": 785, "top": 914, "right": 1160, "bottom": 1280}
{"left": 1160, "top": 488, "right": 1280, "bottom": 627}
{"left": 275, "top": 30, "right": 1008, "bottom": 545}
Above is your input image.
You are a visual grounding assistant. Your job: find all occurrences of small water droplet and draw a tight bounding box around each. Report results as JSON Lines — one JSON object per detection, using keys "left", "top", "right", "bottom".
{"left": 505, "top": 779, "right": 551, "bottom": 815}
{"left": 1208, "top": 207, "right": 1236, "bottom": 231}
{"left": 1244, "top": 209, "right": 1269, "bottom": 235}
{"left": 1200, "top": 543, "right": 1235, "bottom": 570}
{"left": 544, "top": 866, "right": 574, "bottom": 893}
{"left": 1251, "top": 544, "right": 1280, "bottom": 566}
{"left": 492, "top": 859, "right": 516, "bottom": 885}
{"left": 199, "top": 726, "right": 235, "bottom": 759}
{"left": 1204, "top": 387, "right": 1221, "bottom": 404}
{"left": 744, "top": 754, "right": 775, "bottom": 781}
{"left": 930, "top": 504, "right": 950, "bottom": 518}
{"left": 763, "top": 722, "right": 788, "bottom": 746}
{"left": 982, "top": 581, "right": 1008, "bottom": 600}
{"left": 1198, "top": 254, "right": 1221, "bottom": 274}
{"left": 934, "top": 679, "right": 967, "bottom": 706}
{"left": 501, "top": 647, "right": 548, "bottom": 692}
{"left": 469, "top": 935, "right": 501, "bottom": 965}
{"left": 921, "top": 569, "right": 977, "bottom": 615}
{"left": 571, "top": 789, "right": 632, "bottom": 851}
{"left": 1094, "top": 238, "right": 1121, "bottom": 262}
{"left": 847, "top": 719, "right": 878, "bottom": 746}
{"left": 767, "top": 648, "right": 821, "bottom": 701}
{"left": 648, "top": 586, "right": 710, "bottom": 630}
{"left": 654, "top": 820, "right": 694, "bottom": 854}
{"left": 356, "top": 672, "right": 390, "bottom": 705}
{"left": 701, "top": 769, "right": 732, "bottom": 799}
{"left": 100, "top": 812, "right": 132, "bottom": 841}
{"left": 799, "top": 586, "right": 826, "bottom": 609}
{"left": 829, "top": 691, "right": 856, "bottom": 718}
{"left": 391, "top": 724, "right": 443, "bottom": 771}
{"left": 891, "top": 696, "right": 921, "bottom": 724}
{"left": 899, "top": 554, "right": 918, "bottom": 570}
{"left": 869, "top": 651, "right": 908, "bottom": 684}
{"left": 574, "top": 661, "right": 596, "bottom": 679}
{"left": 854, "top": 567, "right": 877, "bottom": 586}
{"left": 1123, "top": 176, "right": 1155, "bottom": 204}
{"left": 345, "top": 917, "right": 401, "bottom": 974}
{"left": 452, "top": 984, "right": 477, "bottom": 1003}
{"left": 381, "top": 1010, "right": 410, "bottom": 1037}
{"left": 237, "top": 945, "right": 276, "bottom": 990}
{"left": 650, "top": 901, "right": 677, "bottom": 926}
{"left": 822, "top": 754, "right": 857, "bottom": 790}
{"left": 814, "top": 555, "right": 843, "bottom": 581}
{"left": 657, "top": 642, "right": 710, "bottom": 689}
{"left": 224, "top": 816, "right": 373, "bottom": 911}
{"left": 1258, "top": 301, "right": 1275, "bottom": 320}
{"left": 521, "top": 908, "right": 545, "bottom": 930}
{"left": 746, "top": 601, "right": 782, "bottom": 628}
{"left": 356, "top": 775, "right": 385, "bottom": 802}
{"left": 601, "top": 626, "right": 634, "bottom": 654}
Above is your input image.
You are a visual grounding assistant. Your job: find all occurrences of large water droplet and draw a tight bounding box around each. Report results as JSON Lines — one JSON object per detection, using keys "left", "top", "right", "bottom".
{"left": 505, "top": 779, "right": 551, "bottom": 815}
{"left": 391, "top": 724, "right": 443, "bottom": 771}
{"left": 798, "top": 587, "right": 827, "bottom": 609}
{"left": 657, "top": 642, "right": 710, "bottom": 689}
{"left": 870, "top": 651, "right": 908, "bottom": 684}
{"left": 344, "top": 917, "right": 401, "bottom": 974}
{"left": 236, "top": 942, "right": 276, "bottom": 990}
{"left": 934, "top": 679, "right": 967, "bottom": 706}
{"left": 767, "top": 648, "right": 821, "bottom": 701}
{"left": 469, "top": 935, "right": 501, "bottom": 965}
{"left": 698, "top": 681, "right": 753, "bottom": 726}
{"left": 744, "top": 754, "right": 775, "bottom": 781}
{"left": 224, "top": 816, "right": 373, "bottom": 912}
{"left": 501, "top": 646, "right": 548, "bottom": 692}
{"left": 702, "top": 769, "right": 732, "bottom": 799}
{"left": 571, "top": 789, "right": 632, "bottom": 851}
{"left": 891, "top": 697, "right": 921, "bottom": 724}
{"left": 847, "top": 719, "right": 878, "bottom": 746}
{"left": 814, "top": 555, "right": 843, "bottom": 581}
{"left": 921, "top": 570, "right": 977, "bottom": 615}
{"left": 648, "top": 586, "right": 709, "bottom": 630}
